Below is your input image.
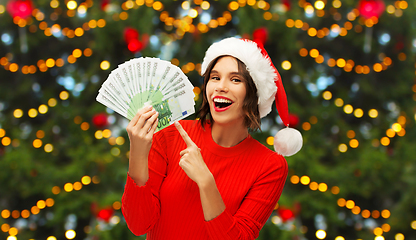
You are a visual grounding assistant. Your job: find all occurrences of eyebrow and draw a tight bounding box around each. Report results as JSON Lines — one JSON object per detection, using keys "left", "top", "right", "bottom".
{"left": 210, "top": 70, "right": 242, "bottom": 76}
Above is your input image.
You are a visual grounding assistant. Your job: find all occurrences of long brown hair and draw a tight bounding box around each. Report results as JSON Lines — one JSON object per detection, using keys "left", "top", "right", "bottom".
{"left": 197, "top": 56, "right": 261, "bottom": 131}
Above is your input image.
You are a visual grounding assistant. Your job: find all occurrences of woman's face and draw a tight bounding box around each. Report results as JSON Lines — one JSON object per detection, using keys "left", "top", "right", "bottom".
{"left": 206, "top": 56, "right": 247, "bottom": 127}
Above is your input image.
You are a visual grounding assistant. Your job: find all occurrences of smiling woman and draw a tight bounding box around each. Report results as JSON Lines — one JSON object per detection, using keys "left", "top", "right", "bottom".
{"left": 206, "top": 56, "right": 249, "bottom": 142}
{"left": 121, "top": 37, "right": 302, "bottom": 240}
{"left": 199, "top": 55, "right": 261, "bottom": 131}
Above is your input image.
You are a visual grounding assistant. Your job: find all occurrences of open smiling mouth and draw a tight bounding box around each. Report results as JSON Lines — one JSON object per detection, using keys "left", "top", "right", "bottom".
{"left": 213, "top": 98, "right": 233, "bottom": 111}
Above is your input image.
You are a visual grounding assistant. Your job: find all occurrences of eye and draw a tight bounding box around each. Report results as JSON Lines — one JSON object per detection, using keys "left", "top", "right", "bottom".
{"left": 210, "top": 75, "right": 220, "bottom": 81}
{"left": 231, "top": 78, "right": 242, "bottom": 83}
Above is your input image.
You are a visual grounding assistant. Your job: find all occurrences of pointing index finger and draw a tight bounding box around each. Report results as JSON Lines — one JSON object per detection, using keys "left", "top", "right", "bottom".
{"left": 175, "top": 121, "right": 196, "bottom": 147}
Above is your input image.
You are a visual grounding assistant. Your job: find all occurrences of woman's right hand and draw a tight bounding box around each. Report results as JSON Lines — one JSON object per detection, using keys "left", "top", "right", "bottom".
{"left": 126, "top": 105, "right": 159, "bottom": 154}
{"left": 126, "top": 105, "right": 159, "bottom": 185}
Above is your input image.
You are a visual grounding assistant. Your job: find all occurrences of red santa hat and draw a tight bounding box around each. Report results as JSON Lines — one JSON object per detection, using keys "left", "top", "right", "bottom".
{"left": 201, "top": 37, "right": 302, "bottom": 156}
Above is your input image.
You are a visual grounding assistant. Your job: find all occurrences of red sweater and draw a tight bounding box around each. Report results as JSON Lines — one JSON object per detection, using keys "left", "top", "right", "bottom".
{"left": 122, "top": 120, "right": 288, "bottom": 240}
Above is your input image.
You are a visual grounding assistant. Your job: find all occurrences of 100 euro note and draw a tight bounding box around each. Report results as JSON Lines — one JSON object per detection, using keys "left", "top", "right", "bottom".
{"left": 125, "top": 58, "right": 195, "bottom": 131}
{"left": 96, "top": 57, "right": 196, "bottom": 133}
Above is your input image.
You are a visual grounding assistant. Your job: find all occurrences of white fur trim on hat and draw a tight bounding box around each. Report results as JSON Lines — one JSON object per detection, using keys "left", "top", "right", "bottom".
{"left": 201, "top": 37, "right": 277, "bottom": 118}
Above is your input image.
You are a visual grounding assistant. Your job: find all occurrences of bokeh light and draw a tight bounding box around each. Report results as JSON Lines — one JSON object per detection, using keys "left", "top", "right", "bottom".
{"left": 100, "top": 60, "right": 110, "bottom": 70}
{"left": 65, "top": 230, "right": 76, "bottom": 239}
{"left": 316, "top": 230, "right": 326, "bottom": 239}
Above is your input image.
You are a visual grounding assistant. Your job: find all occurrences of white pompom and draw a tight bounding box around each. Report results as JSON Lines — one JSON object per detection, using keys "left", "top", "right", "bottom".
{"left": 273, "top": 127, "right": 303, "bottom": 157}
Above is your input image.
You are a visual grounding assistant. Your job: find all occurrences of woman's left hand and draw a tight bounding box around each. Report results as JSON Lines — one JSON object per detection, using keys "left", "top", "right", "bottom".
{"left": 175, "top": 122, "right": 213, "bottom": 186}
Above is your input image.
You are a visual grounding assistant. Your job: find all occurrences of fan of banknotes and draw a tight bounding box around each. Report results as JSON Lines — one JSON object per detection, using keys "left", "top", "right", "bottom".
{"left": 96, "top": 57, "right": 195, "bottom": 132}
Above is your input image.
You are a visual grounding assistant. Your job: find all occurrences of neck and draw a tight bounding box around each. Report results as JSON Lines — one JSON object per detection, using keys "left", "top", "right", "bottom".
{"left": 211, "top": 122, "right": 249, "bottom": 148}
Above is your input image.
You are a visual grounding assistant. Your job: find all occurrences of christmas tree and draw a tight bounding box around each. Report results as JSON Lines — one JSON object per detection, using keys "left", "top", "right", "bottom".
{"left": 1, "top": 0, "right": 415, "bottom": 239}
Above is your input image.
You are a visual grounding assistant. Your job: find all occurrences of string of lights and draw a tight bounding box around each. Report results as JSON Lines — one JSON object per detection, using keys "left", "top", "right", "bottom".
{"left": 0, "top": 0, "right": 408, "bottom": 73}
{"left": 0, "top": 48, "right": 93, "bottom": 74}
{"left": 0, "top": 92, "right": 118, "bottom": 239}
{"left": 0, "top": 175, "right": 110, "bottom": 239}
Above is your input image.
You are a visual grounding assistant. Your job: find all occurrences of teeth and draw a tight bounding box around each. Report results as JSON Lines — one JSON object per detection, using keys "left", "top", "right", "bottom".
{"left": 214, "top": 98, "right": 232, "bottom": 103}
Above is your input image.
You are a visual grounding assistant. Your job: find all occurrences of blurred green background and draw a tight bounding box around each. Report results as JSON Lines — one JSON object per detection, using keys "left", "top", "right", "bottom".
{"left": 1, "top": 0, "right": 416, "bottom": 239}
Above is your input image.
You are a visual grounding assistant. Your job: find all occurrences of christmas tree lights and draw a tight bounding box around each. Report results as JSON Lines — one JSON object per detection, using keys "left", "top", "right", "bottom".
{"left": 1, "top": 0, "right": 415, "bottom": 239}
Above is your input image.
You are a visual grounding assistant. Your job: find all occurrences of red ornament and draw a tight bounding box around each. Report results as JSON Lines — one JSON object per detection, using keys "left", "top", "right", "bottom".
{"left": 97, "top": 207, "right": 114, "bottom": 222}
{"left": 92, "top": 113, "right": 108, "bottom": 129}
{"left": 124, "top": 27, "right": 140, "bottom": 43}
{"left": 123, "top": 27, "right": 148, "bottom": 53}
{"left": 101, "top": 0, "right": 110, "bottom": 11}
{"left": 252, "top": 27, "right": 268, "bottom": 47}
{"left": 127, "top": 39, "right": 144, "bottom": 53}
{"left": 6, "top": 0, "right": 34, "bottom": 19}
{"left": 357, "top": 0, "right": 385, "bottom": 19}
{"left": 282, "top": 0, "right": 291, "bottom": 10}
{"left": 278, "top": 208, "right": 295, "bottom": 222}
{"left": 288, "top": 113, "right": 300, "bottom": 128}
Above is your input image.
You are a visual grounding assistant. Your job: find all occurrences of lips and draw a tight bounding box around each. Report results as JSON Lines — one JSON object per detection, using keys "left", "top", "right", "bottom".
{"left": 213, "top": 96, "right": 233, "bottom": 112}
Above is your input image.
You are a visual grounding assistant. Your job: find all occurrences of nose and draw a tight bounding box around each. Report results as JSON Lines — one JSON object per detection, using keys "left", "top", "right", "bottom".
{"left": 215, "top": 79, "right": 229, "bottom": 92}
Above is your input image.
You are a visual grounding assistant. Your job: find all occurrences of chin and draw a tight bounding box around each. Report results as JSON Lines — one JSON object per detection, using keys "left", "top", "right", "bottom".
{"left": 210, "top": 112, "right": 244, "bottom": 127}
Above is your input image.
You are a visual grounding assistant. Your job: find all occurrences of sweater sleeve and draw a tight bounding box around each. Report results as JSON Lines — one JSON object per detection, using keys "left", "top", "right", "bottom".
{"left": 204, "top": 153, "right": 288, "bottom": 240}
{"left": 121, "top": 131, "right": 168, "bottom": 236}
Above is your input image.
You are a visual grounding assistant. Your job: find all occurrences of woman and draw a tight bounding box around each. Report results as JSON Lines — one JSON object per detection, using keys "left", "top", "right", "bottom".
{"left": 122, "top": 37, "right": 302, "bottom": 239}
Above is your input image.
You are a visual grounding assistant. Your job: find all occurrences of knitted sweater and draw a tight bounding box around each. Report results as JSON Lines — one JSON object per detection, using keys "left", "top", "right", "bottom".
{"left": 122, "top": 120, "right": 288, "bottom": 240}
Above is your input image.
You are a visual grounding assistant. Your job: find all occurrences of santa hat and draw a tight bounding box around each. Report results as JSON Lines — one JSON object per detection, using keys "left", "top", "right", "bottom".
{"left": 201, "top": 37, "right": 302, "bottom": 156}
